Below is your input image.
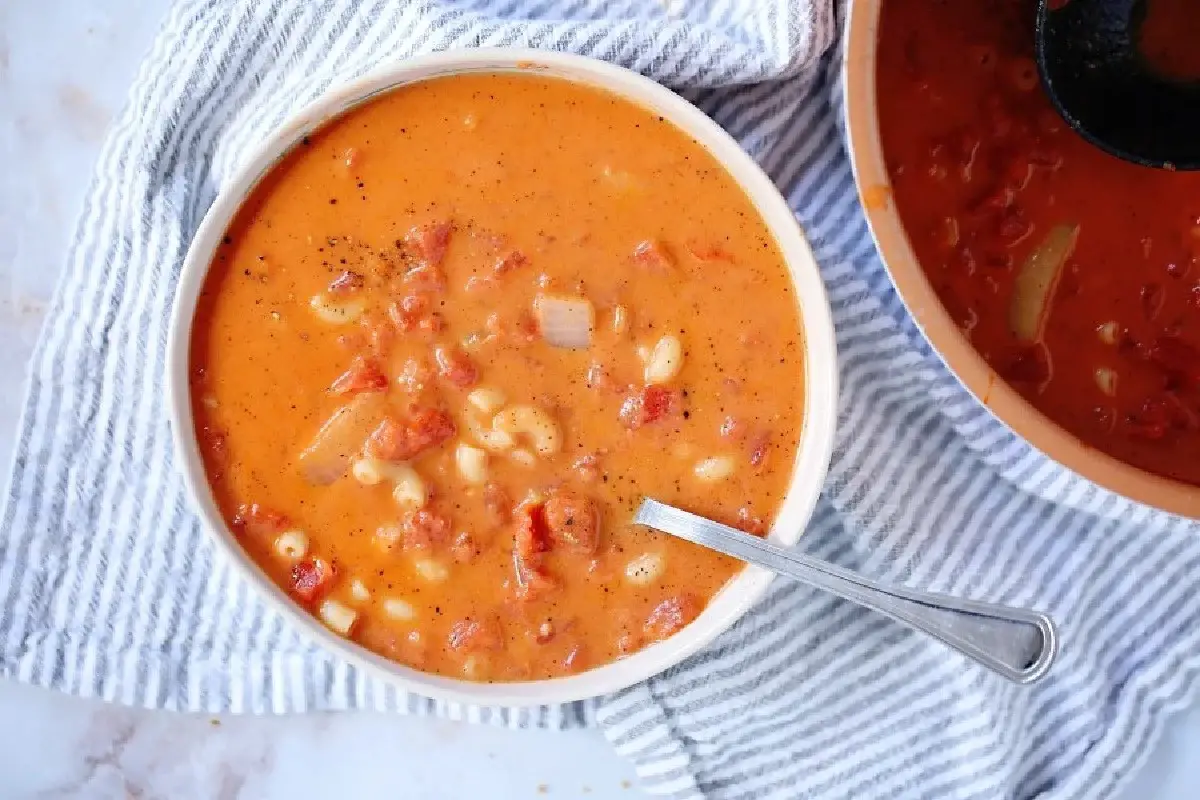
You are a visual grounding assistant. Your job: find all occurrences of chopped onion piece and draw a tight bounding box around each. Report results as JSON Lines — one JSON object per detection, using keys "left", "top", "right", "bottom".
{"left": 1009, "top": 223, "right": 1080, "bottom": 343}
{"left": 534, "top": 294, "right": 594, "bottom": 349}
{"left": 1094, "top": 366, "right": 1118, "bottom": 397}
{"left": 298, "top": 392, "right": 386, "bottom": 485}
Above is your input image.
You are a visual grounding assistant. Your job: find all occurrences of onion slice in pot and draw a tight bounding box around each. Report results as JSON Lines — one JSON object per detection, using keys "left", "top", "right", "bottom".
{"left": 1009, "top": 223, "right": 1080, "bottom": 343}
{"left": 533, "top": 293, "right": 594, "bottom": 349}
{"left": 298, "top": 392, "right": 387, "bottom": 485}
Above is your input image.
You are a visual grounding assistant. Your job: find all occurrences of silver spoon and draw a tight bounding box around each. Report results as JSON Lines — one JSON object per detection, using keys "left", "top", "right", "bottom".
{"left": 635, "top": 499, "right": 1057, "bottom": 684}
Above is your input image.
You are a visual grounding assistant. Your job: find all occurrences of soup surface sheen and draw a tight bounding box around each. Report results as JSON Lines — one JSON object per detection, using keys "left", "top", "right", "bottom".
{"left": 879, "top": 0, "right": 1200, "bottom": 486}
{"left": 190, "top": 72, "right": 805, "bottom": 681}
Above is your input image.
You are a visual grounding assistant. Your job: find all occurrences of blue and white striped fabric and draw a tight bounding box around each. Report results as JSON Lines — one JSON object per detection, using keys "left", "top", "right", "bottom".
{"left": 4, "top": 0, "right": 1200, "bottom": 797}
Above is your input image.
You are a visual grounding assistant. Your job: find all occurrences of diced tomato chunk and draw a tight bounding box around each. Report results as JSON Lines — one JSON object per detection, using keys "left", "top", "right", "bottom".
{"left": 514, "top": 561, "right": 558, "bottom": 600}
{"left": 328, "top": 269, "right": 364, "bottom": 294}
{"left": 493, "top": 249, "right": 528, "bottom": 275}
{"left": 366, "top": 408, "right": 456, "bottom": 461}
{"left": 514, "top": 503, "right": 550, "bottom": 561}
{"left": 400, "top": 508, "right": 452, "bottom": 551}
{"left": 433, "top": 345, "right": 479, "bottom": 389}
{"left": 512, "top": 502, "right": 557, "bottom": 600}
{"left": 290, "top": 557, "right": 334, "bottom": 603}
{"left": 328, "top": 355, "right": 388, "bottom": 395}
{"left": 389, "top": 293, "right": 445, "bottom": 334}
{"left": 448, "top": 617, "right": 503, "bottom": 652}
{"left": 367, "top": 418, "right": 407, "bottom": 460}
{"left": 232, "top": 503, "right": 288, "bottom": 538}
{"left": 402, "top": 264, "right": 447, "bottom": 293}
{"left": 356, "top": 312, "right": 395, "bottom": 358}
{"left": 644, "top": 594, "right": 702, "bottom": 642}
{"left": 543, "top": 490, "right": 600, "bottom": 554}
{"left": 388, "top": 294, "right": 429, "bottom": 333}
{"left": 619, "top": 385, "right": 681, "bottom": 429}
{"left": 631, "top": 239, "right": 675, "bottom": 273}
{"left": 511, "top": 310, "right": 540, "bottom": 344}
{"left": 405, "top": 221, "right": 452, "bottom": 266}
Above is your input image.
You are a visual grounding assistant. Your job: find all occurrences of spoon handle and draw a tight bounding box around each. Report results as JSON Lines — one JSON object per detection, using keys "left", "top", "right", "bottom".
{"left": 635, "top": 499, "right": 1057, "bottom": 684}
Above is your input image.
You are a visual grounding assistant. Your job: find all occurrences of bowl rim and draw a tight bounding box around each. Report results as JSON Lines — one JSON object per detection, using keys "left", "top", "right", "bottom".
{"left": 166, "top": 47, "right": 840, "bottom": 706}
{"left": 842, "top": 0, "right": 1200, "bottom": 519}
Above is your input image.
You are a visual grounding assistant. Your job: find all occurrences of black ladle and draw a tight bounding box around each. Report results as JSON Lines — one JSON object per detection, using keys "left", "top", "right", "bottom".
{"left": 1036, "top": 0, "right": 1200, "bottom": 170}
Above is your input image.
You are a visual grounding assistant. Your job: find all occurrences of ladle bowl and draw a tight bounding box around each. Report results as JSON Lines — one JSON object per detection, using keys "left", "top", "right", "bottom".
{"left": 1036, "top": 0, "right": 1200, "bottom": 170}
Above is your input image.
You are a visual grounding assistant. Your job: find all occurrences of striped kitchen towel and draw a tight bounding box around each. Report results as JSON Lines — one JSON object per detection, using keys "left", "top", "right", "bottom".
{"left": 4, "top": 0, "right": 1200, "bottom": 797}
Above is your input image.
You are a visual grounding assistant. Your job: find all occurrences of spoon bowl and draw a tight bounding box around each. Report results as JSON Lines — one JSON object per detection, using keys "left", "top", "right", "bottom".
{"left": 1036, "top": 0, "right": 1200, "bottom": 170}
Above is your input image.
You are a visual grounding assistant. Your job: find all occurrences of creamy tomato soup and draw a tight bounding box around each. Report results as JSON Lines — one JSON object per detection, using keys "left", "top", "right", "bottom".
{"left": 190, "top": 72, "right": 805, "bottom": 681}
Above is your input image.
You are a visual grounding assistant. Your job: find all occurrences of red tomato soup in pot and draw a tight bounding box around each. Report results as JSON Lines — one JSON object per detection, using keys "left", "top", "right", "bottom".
{"left": 189, "top": 73, "right": 806, "bottom": 682}
{"left": 878, "top": 0, "right": 1200, "bottom": 486}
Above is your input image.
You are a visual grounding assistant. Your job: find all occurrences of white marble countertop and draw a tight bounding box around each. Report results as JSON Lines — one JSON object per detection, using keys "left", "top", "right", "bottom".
{"left": 1, "top": 1, "right": 1199, "bottom": 798}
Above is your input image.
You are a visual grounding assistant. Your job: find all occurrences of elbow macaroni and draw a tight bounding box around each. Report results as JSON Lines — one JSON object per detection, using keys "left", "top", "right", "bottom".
{"left": 492, "top": 405, "right": 562, "bottom": 456}
{"left": 624, "top": 552, "right": 665, "bottom": 585}
{"left": 309, "top": 293, "right": 365, "bottom": 325}
{"left": 351, "top": 457, "right": 388, "bottom": 485}
{"left": 455, "top": 443, "right": 488, "bottom": 485}
{"left": 274, "top": 529, "right": 308, "bottom": 561}
{"left": 319, "top": 599, "right": 358, "bottom": 636}
{"left": 467, "top": 387, "right": 506, "bottom": 415}
{"left": 644, "top": 334, "right": 684, "bottom": 385}
{"left": 413, "top": 557, "right": 450, "bottom": 583}
{"left": 693, "top": 455, "right": 737, "bottom": 483}
{"left": 382, "top": 597, "right": 417, "bottom": 620}
{"left": 392, "top": 467, "right": 428, "bottom": 509}
{"left": 465, "top": 388, "right": 516, "bottom": 451}
{"left": 352, "top": 457, "right": 429, "bottom": 509}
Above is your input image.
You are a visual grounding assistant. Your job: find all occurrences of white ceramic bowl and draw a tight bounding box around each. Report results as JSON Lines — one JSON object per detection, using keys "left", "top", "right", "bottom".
{"left": 166, "top": 49, "right": 839, "bottom": 705}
